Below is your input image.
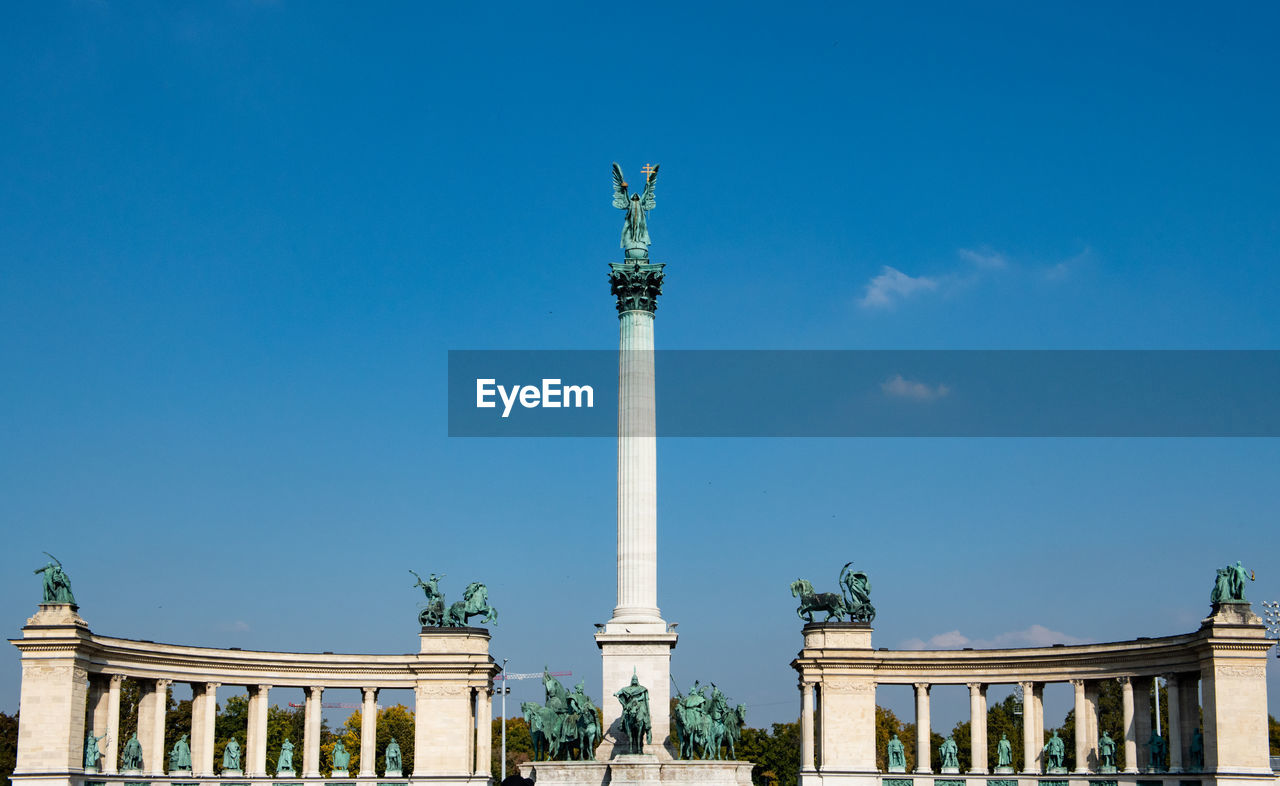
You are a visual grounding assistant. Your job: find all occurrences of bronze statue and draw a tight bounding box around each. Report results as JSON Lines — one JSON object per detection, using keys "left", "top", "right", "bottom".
{"left": 612, "top": 163, "right": 659, "bottom": 257}
{"left": 614, "top": 671, "right": 651, "bottom": 754}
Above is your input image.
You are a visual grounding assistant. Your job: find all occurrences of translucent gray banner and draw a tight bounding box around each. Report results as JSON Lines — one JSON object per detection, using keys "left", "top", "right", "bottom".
{"left": 447, "top": 350, "right": 1280, "bottom": 437}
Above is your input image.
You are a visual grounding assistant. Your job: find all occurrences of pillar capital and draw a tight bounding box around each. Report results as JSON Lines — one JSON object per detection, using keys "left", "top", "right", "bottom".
{"left": 1116, "top": 675, "right": 1130, "bottom": 684}
{"left": 967, "top": 682, "right": 986, "bottom": 691}
{"left": 154, "top": 678, "right": 172, "bottom": 690}
{"left": 362, "top": 686, "right": 380, "bottom": 698}
{"left": 1070, "top": 678, "right": 1085, "bottom": 687}
{"left": 913, "top": 682, "right": 931, "bottom": 692}
{"left": 609, "top": 261, "right": 665, "bottom": 314}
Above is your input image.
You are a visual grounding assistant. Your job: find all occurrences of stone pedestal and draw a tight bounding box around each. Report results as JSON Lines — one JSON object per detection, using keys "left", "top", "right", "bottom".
{"left": 331, "top": 769, "right": 349, "bottom": 778}
{"left": 994, "top": 766, "right": 1015, "bottom": 774}
{"left": 276, "top": 769, "right": 297, "bottom": 778}
{"left": 521, "top": 758, "right": 752, "bottom": 786}
{"left": 887, "top": 765, "right": 905, "bottom": 774}
{"left": 1098, "top": 765, "right": 1117, "bottom": 774}
{"left": 385, "top": 769, "right": 403, "bottom": 778}
{"left": 595, "top": 628, "right": 678, "bottom": 760}
{"left": 940, "top": 767, "right": 959, "bottom": 774}
{"left": 222, "top": 769, "right": 243, "bottom": 777}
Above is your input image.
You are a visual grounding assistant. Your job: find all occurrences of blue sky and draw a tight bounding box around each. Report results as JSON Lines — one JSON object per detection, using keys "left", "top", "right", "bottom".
{"left": 2, "top": 2, "right": 1278, "bottom": 731}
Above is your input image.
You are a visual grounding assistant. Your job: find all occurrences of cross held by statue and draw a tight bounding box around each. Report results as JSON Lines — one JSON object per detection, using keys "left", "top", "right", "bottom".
{"left": 641, "top": 163, "right": 657, "bottom": 179}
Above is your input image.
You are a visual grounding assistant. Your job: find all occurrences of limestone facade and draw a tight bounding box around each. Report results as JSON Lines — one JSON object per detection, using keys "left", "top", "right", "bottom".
{"left": 10, "top": 605, "right": 500, "bottom": 786}
{"left": 792, "top": 604, "right": 1275, "bottom": 786}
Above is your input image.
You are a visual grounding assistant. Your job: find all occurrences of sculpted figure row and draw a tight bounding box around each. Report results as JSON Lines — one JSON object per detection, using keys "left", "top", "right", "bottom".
{"left": 885, "top": 727, "right": 1206, "bottom": 773}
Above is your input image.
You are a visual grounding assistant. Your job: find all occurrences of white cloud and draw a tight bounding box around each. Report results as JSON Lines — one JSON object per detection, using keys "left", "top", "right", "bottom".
{"left": 859, "top": 266, "right": 939, "bottom": 309}
{"left": 218, "top": 620, "right": 251, "bottom": 633}
{"left": 882, "top": 374, "right": 950, "bottom": 401}
{"left": 958, "top": 247, "right": 1008, "bottom": 270}
{"left": 899, "top": 624, "right": 1087, "bottom": 650}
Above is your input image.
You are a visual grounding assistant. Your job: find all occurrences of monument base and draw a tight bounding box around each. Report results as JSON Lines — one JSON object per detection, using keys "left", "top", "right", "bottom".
{"left": 941, "top": 767, "right": 959, "bottom": 774}
{"left": 995, "top": 767, "right": 1015, "bottom": 774}
{"left": 169, "top": 769, "right": 192, "bottom": 776}
{"left": 385, "top": 770, "right": 403, "bottom": 778}
{"left": 521, "top": 758, "right": 752, "bottom": 786}
{"left": 276, "top": 769, "right": 297, "bottom": 778}
{"left": 331, "top": 770, "right": 349, "bottom": 778}
{"left": 222, "top": 770, "right": 243, "bottom": 776}
{"left": 1098, "top": 765, "right": 1117, "bottom": 774}
{"left": 594, "top": 627, "right": 678, "bottom": 760}
{"left": 887, "top": 765, "right": 905, "bottom": 773}
{"left": 1045, "top": 767, "right": 1067, "bottom": 775}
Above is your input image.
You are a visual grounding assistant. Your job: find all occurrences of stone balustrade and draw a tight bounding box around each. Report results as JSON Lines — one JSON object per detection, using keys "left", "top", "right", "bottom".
{"left": 793, "top": 603, "right": 1274, "bottom": 786}
{"left": 10, "top": 604, "right": 499, "bottom": 786}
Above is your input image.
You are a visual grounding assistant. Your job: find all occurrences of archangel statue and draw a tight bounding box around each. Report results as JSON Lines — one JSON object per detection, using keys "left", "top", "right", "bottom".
{"left": 612, "top": 163, "right": 659, "bottom": 257}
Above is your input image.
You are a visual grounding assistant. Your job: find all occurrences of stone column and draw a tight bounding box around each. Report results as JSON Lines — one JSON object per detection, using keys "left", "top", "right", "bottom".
{"left": 800, "top": 681, "right": 816, "bottom": 772}
{"left": 303, "top": 686, "right": 324, "bottom": 777}
{"left": 145, "top": 679, "right": 171, "bottom": 776}
{"left": 104, "top": 675, "right": 123, "bottom": 774}
{"left": 475, "top": 687, "right": 492, "bottom": 776}
{"left": 1165, "top": 675, "right": 1183, "bottom": 772}
{"left": 1133, "top": 677, "right": 1152, "bottom": 771}
{"left": 1121, "top": 677, "right": 1138, "bottom": 773}
{"left": 247, "top": 685, "right": 271, "bottom": 777}
{"left": 1071, "top": 679, "right": 1087, "bottom": 774}
{"left": 1085, "top": 680, "right": 1100, "bottom": 770}
{"left": 197, "top": 683, "right": 218, "bottom": 776}
{"left": 914, "top": 683, "right": 931, "bottom": 773}
{"left": 1021, "top": 682, "right": 1038, "bottom": 774}
{"left": 360, "top": 688, "right": 379, "bottom": 777}
{"left": 596, "top": 258, "right": 675, "bottom": 759}
{"left": 968, "top": 683, "right": 987, "bottom": 774}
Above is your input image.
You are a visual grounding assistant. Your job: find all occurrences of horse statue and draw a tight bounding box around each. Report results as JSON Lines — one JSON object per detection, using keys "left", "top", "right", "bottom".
{"left": 410, "top": 570, "right": 445, "bottom": 627}
{"left": 838, "top": 562, "right": 876, "bottom": 622}
{"left": 562, "top": 701, "right": 600, "bottom": 760}
{"left": 444, "top": 582, "right": 498, "bottom": 627}
{"left": 790, "top": 578, "right": 850, "bottom": 623}
{"left": 718, "top": 705, "right": 746, "bottom": 759}
{"left": 521, "top": 701, "right": 560, "bottom": 761}
{"left": 672, "top": 700, "right": 711, "bottom": 759}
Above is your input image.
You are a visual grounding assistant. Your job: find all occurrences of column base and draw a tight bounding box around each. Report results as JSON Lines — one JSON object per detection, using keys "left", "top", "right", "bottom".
{"left": 594, "top": 629, "right": 677, "bottom": 761}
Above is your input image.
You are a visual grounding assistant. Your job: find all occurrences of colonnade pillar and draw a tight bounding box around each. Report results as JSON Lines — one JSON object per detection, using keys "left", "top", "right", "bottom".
{"left": 193, "top": 683, "right": 218, "bottom": 776}
{"left": 144, "top": 679, "right": 170, "bottom": 776}
{"left": 360, "top": 688, "right": 379, "bottom": 777}
{"left": 968, "top": 683, "right": 987, "bottom": 774}
{"left": 475, "top": 688, "right": 492, "bottom": 777}
{"left": 1177, "top": 674, "right": 1199, "bottom": 768}
{"left": 303, "top": 686, "right": 324, "bottom": 777}
{"left": 104, "top": 675, "right": 122, "bottom": 774}
{"left": 1071, "top": 680, "right": 1087, "bottom": 774}
{"left": 914, "top": 683, "right": 931, "bottom": 774}
{"left": 1021, "top": 681, "right": 1039, "bottom": 774}
{"left": 189, "top": 683, "right": 206, "bottom": 775}
{"left": 1165, "top": 675, "right": 1183, "bottom": 772}
{"left": 1121, "top": 677, "right": 1138, "bottom": 773}
{"left": 799, "top": 682, "right": 815, "bottom": 772}
{"left": 1084, "top": 681, "right": 1100, "bottom": 770}
{"left": 245, "top": 684, "right": 271, "bottom": 777}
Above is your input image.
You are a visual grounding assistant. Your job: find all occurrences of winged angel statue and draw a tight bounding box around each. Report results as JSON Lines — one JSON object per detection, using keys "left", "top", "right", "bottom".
{"left": 612, "top": 162, "right": 659, "bottom": 255}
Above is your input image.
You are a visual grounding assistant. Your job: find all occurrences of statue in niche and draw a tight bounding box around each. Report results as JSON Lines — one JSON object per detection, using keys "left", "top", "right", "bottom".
{"left": 169, "top": 733, "right": 192, "bottom": 771}
{"left": 615, "top": 670, "right": 652, "bottom": 754}
{"left": 84, "top": 732, "right": 107, "bottom": 770}
{"left": 33, "top": 553, "right": 76, "bottom": 605}
{"left": 1147, "top": 730, "right": 1166, "bottom": 772}
{"left": 121, "top": 732, "right": 144, "bottom": 771}
{"left": 611, "top": 163, "right": 659, "bottom": 256}
{"left": 939, "top": 736, "right": 959, "bottom": 769}
{"left": 332, "top": 740, "right": 350, "bottom": 773}
{"left": 886, "top": 733, "right": 906, "bottom": 771}
{"left": 384, "top": 737, "right": 403, "bottom": 775}
{"left": 276, "top": 739, "right": 294, "bottom": 774}
{"left": 996, "top": 733, "right": 1013, "bottom": 769}
{"left": 1098, "top": 731, "right": 1117, "bottom": 771}
{"left": 222, "top": 737, "right": 242, "bottom": 771}
{"left": 1189, "top": 728, "right": 1204, "bottom": 771}
{"left": 1043, "top": 730, "right": 1066, "bottom": 772}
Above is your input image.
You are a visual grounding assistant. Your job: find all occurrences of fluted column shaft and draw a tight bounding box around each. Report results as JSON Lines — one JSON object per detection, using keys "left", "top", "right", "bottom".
{"left": 146, "top": 679, "right": 170, "bottom": 776}
{"left": 969, "top": 683, "right": 988, "bottom": 773}
{"left": 304, "top": 686, "right": 323, "bottom": 776}
{"left": 612, "top": 310, "right": 660, "bottom": 623}
{"left": 914, "top": 683, "right": 931, "bottom": 773}
{"left": 800, "top": 682, "right": 815, "bottom": 771}
{"left": 1072, "top": 680, "right": 1088, "bottom": 773}
{"left": 199, "top": 683, "right": 218, "bottom": 776}
{"left": 247, "top": 685, "right": 271, "bottom": 777}
{"left": 360, "top": 688, "right": 379, "bottom": 777}
{"left": 1122, "top": 678, "right": 1138, "bottom": 773}
{"left": 475, "top": 689, "right": 492, "bottom": 776}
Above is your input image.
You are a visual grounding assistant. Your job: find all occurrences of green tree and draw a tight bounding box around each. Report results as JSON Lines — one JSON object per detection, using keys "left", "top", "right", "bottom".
{"left": 212, "top": 695, "right": 249, "bottom": 774}
{"left": 0, "top": 711, "right": 17, "bottom": 786}
{"left": 1269, "top": 714, "right": 1278, "bottom": 756}
{"left": 264, "top": 704, "right": 305, "bottom": 776}
{"left": 874, "top": 706, "right": 902, "bottom": 772}
{"left": 737, "top": 722, "right": 800, "bottom": 786}
{"left": 492, "top": 715, "right": 534, "bottom": 776}
{"left": 986, "top": 692, "right": 1023, "bottom": 770}
{"left": 377, "top": 704, "right": 416, "bottom": 776}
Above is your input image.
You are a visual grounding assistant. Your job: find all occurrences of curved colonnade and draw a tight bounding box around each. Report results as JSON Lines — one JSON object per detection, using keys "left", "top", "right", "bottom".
{"left": 792, "top": 604, "right": 1274, "bottom": 786}
{"left": 11, "top": 605, "right": 499, "bottom": 786}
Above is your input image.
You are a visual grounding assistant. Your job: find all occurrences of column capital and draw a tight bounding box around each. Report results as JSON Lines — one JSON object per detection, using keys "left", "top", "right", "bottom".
{"left": 967, "top": 682, "right": 986, "bottom": 692}
{"left": 109, "top": 673, "right": 126, "bottom": 685}
{"left": 307, "top": 685, "right": 324, "bottom": 697}
{"left": 913, "top": 682, "right": 931, "bottom": 692}
{"left": 1070, "top": 678, "right": 1085, "bottom": 687}
{"left": 1116, "top": 675, "right": 1131, "bottom": 685}
{"left": 154, "top": 678, "right": 173, "bottom": 690}
{"left": 362, "top": 686, "right": 380, "bottom": 698}
{"left": 204, "top": 682, "right": 220, "bottom": 692}
{"left": 609, "top": 261, "right": 665, "bottom": 314}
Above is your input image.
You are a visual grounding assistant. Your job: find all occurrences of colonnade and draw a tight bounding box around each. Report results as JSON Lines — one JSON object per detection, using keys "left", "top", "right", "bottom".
{"left": 793, "top": 603, "right": 1274, "bottom": 786}
{"left": 10, "top": 604, "right": 499, "bottom": 786}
